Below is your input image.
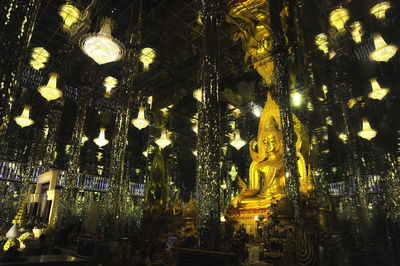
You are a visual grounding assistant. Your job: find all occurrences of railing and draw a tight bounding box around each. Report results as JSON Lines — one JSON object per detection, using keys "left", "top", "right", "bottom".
{"left": 328, "top": 175, "right": 381, "bottom": 197}
{"left": 0, "top": 160, "right": 144, "bottom": 197}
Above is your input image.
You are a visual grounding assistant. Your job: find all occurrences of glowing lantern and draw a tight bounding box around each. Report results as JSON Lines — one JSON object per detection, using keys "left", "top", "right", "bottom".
{"left": 81, "top": 18, "right": 125, "bottom": 65}
{"left": 59, "top": 2, "right": 80, "bottom": 32}
{"left": 370, "top": 2, "right": 391, "bottom": 20}
{"left": 94, "top": 128, "right": 109, "bottom": 147}
{"left": 369, "top": 33, "right": 398, "bottom": 62}
{"left": 230, "top": 129, "right": 247, "bottom": 150}
{"left": 14, "top": 106, "right": 34, "bottom": 128}
{"left": 368, "top": 78, "right": 388, "bottom": 100}
{"left": 132, "top": 106, "right": 150, "bottom": 130}
{"left": 357, "top": 119, "right": 377, "bottom": 140}
{"left": 350, "top": 21, "right": 363, "bottom": 44}
{"left": 140, "top": 48, "right": 156, "bottom": 71}
{"left": 314, "top": 33, "right": 329, "bottom": 54}
{"left": 38, "top": 73, "right": 63, "bottom": 101}
{"left": 329, "top": 8, "right": 349, "bottom": 32}
{"left": 155, "top": 129, "right": 172, "bottom": 149}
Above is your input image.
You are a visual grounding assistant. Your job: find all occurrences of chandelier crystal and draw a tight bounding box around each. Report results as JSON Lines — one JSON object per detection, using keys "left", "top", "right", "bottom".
{"left": 38, "top": 73, "right": 63, "bottom": 101}
{"left": 155, "top": 129, "right": 172, "bottom": 149}
{"left": 103, "top": 76, "right": 117, "bottom": 97}
{"left": 329, "top": 8, "right": 349, "bottom": 33}
{"left": 140, "top": 48, "right": 156, "bottom": 71}
{"left": 59, "top": 2, "right": 80, "bottom": 32}
{"left": 30, "top": 47, "right": 49, "bottom": 70}
{"left": 370, "top": 2, "right": 391, "bottom": 20}
{"left": 370, "top": 33, "right": 398, "bottom": 62}
{"left": 81, "top": 18, "right": 125, "bottom": 65}
{"left": 358, "top": 119, "right": 377, "bottom": 140}
{"left": 314, "top": 33, "right": 329, "bottom": 54}
{"left": 368, "top": 79, "right": 388, "bottom": 100}
{"left": 230, "top": 129, "right": 247, "bottom": 150}
{"left": 94, "top": 128, "right": 109, "bottom": 147}
{"left": 14, "top": 106, "right": 34, "bottom": 128}
{"left": 132, "top": 106, "right": 150, "bottom": 130}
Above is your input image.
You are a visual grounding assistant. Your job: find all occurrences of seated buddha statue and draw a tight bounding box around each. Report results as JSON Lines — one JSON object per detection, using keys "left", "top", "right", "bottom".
{"left": 231, "top": 93, "right": 312, "bottom": 209}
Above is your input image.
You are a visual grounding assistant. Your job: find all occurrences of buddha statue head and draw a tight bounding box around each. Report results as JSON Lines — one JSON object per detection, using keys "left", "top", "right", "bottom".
{"left": 262, "top": 127, "right": 282, "bottom": 156}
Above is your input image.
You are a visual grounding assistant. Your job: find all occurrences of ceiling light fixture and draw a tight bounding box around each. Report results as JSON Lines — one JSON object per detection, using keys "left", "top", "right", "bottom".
{"left": 59, "top": 2, "right": 81, "bottom": 32}
{"left": 155, "top": 129, "right": 172, "bottom": 149}
{"left": 329, "top": 8, "right": 349, "bottom": 33}
{"left": 30, "top": 47, "right": 49, "bottom": 70}
{"left": 350, "top": 21, "right": 363, "bottom": 44}
{"left": 230, "top": 129, "right": 247, "bottom": 150}
{"left": 94, "top": 128, "right": 109, "bottom": 147}
{"left": 358, "top": 119, "right": 377, "bottom": 140}
{"left": 140, "top": 48, "right": 156, "bottom": 71}
{"left": 14, "top": 106, "right": 34, "bottom": 128}
{"left": 81, "top": 18, "right": 125, "bottom": 65}
{"left": 132, "top": 106, "right": 150, "bottom": 130}
{"left": 314, "top": 33, "right": 329, "bottom": 54}
{"left": 370, "top": 2, "right": 391, "bottom": 20}
{"left": 103, "top": 76, "right": 117, "bottom": 97}
{"left": 368, "top": 78, "right": 388, "bottom": 100}
{"left": 38, "top": 73, "right": 63, "bottom": 101}
{"left": 370, "top": 33, "right": 397, "bottom": 62}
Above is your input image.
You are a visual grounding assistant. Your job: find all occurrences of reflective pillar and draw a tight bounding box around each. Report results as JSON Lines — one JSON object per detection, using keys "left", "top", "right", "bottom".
{"left": 196, "top": 0, "right": 221, "bottom": 250}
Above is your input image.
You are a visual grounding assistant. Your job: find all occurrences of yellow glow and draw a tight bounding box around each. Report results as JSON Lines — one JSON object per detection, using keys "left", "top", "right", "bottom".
{"left": 59, "top": 3, "right": 80, "bottom": 31}
{"left": 192, "top": 124, "right": 198, "bottom": 134}
{"left": 315, "top": 33, "right": 329, "bottom": 54}
{"left": 38, "top": 73, "right": 63, "bottom": 101}
{"left": 368, "top": 78, "right": 388, "bottom": 100}
{"left": 142, "top": 150, "right": 148, "bottom": 157}
{"left": 254, "top": 216, "right": 259, "bottom": 221}
{"left": 132, "top": 106, "right": 150, "bottom": 130}
{"left": 155, "top": 130, "right": 172, "bottom": 149}
{"left": 329, "top": 8, "right": 349, "bottom": 32}
{"left": 30, "top": 60, "right": 45, "bottom": 70}
{"left": 140, "top": 48, "right": 156, "bottom": 71}
{"left": 14, "top": 106, "right": 34, "bottom": 128}
{"left": 232, "top": 108, "right": 241, "bottom": 118}
{"left": 291, "top": 91, "right": 303, "bottom": 107}
{"left": 81, "top": 18, "right": 124, "bottom": 65}
{"left": 338, "top": 133, "right": 347, "bottom": 142}
{"left": 30, "top": 47, "right": 49, "bottom": 70}
{"left": 94, "top": 128, "right": 109, "bottom": 147}
{"left": 193, "top": 88, "right": 202, "bottom": 102}
{"left": 221, "top": 181, "right": 227, "bottom": 190}
{"left": 350, "top": 21, "right": 363, "bottom": 44}
{"left": 81, "top": 135, "right": 88, "bottom": 144}
{"left": 220, "top": 216, "right": 226, "bottom": 222}
{"left": 370, "top": 2, "right": 391, "bottom": 20}
{"left": 228, "top": 164, "right": 238, "bottom": 180}
{"left": 358, "top": 119, "right": 377, "bottom": 140}
{"left": 230, "top": 129, "right": 247, "bottom": 150}
{"left": 103, "top": 76, "right": 117, "bottom": 96}
{"left": 192, "top": 150, "right": 197, "bottom": 156}
{"left": 370, "top": 33, "right": 398, "bottom": 62}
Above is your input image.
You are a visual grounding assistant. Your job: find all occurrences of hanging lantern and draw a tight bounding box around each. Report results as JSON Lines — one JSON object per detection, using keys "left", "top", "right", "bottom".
{"left": 193, "top": 88, "right": 202, "bottom": 102}
{"left": 103, "top": 76, "right": 117, "bottom": 97}
{"left": 370, "top": 2, "right": 391, "bottom": 20}
{"left": 94, "top": 128, "right": 109, "bottom": 147}
{"left": 132, "top": 106, "right": 150, "bottom": 130}
{"left": 368, "top": 78, "right": 388, "bottom": 100}
{"left": 14, "top": 106, "right": 34, "bottom": 128}
{"left": 155, "top": 129, "right": 172, "bottom": 149}
{"left": 80, "top": 18, "right": 125, "bottom": 65}
{"left": 357, "top": 119, "right": 377, "bottom": 140}
{"left": 59, "top": 2, "right": 81, "bottom": 32}
{"left": 140, "top": 48, "right": 156, "bottom": 71}
{"left": 350, "top": 21, "right": 363, "bottom": 44}
{"left": 30, "top": 47, "right": 49, "bottom": 70}
{"left": 314, "top": 33, "right": 329, "bottom": 54}
{"left": 230, "top": 129, "right": 247, "bottom": 150}
{"left": 329, "top": 8, "right": 349, "bottom": 32}
{"left": 369, "top": 33, "right": 398, "bottom": 62}
{"left": 38, "top": 73, "right": 63, "bottom": 101}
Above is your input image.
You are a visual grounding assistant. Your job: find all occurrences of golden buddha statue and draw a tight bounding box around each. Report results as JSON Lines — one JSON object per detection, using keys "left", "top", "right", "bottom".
{"left": 231, "top": 93, "right": 313, "bottom": 210}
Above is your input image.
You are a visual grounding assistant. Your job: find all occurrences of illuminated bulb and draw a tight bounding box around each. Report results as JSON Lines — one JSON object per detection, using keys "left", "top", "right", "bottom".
{"left": 140, "top": 48, "right": 156, "bottom": 71}
{"left": 192, "top": 124, "right": 198, "bottom": 134}
{"left": 368, "top": 78, "right": 388, "bottom": 100}
{"left": 155, "top": 130, "right": 172, "bottom": 149}
{"left": 132, "top": 106, "right": 150, "bottom": 130}
{"left": 59, "top": 3, "right": 80, "bottom": 32}
{"left": 350, "top": 21, "right": 363, "bottom": 44}
{"left": 193, "top": 88, "right": 202, "bottom": 102}
{"left": 315, "top": 33, "right": 329, "bottom": 54}
{"left": 103, "top": 76, "right": 117, "bottom": 97}
{"left": 370, "top": 2, "right": 391, "bottom": 20}
{"left": 338, "top": 133, "right": 347, "bottom": 142}
{"left": 348, "top": 98, "right": 357, "bottom": 108}
{"left": 94, "top": 128, "right": 109, "bottom": 147}
{"left": 30, "top": 47, "right": 49, "bottom": 70}
{"left": 230, "top": 129, "right": 247, "bottom": 150}
{"left": 357, "top": 119, "right": 377, "bottom": 140}
{"left": 81, "top": 18, "right": 125, "bottom": 65}
{"left": 370, "top": 33, "right": 397, "bottom": 62}
{"left": 147, "top": 96, "right": 153, "bottom": 107}
{"left": 220, "top": 216, "right": 226, "bottom": 222}
{"left": 329, "top": 8, "right": 349, "bottom": 32}
{"left": 254, "top": 216, "right": 259, "bottom": 221}
{"left": 14, "top": 106, "right": 34, "bottom": 128}
{"left": 81, "top": 135, "right": 88, "bottom": 144}
{"left": 38, "top": 73, "right": 63, "bottom": 101}
{"left": 291, "top": 91, "right": 303, "bottom": 107}
{"left": 252, "top": 105, "right": 262, "bottom": 117}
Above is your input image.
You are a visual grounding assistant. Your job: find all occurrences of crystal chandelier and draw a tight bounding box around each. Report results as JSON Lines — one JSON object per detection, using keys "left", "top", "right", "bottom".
{"left": 81, "top": 18, "right": 125, "bottom": 65}
{"left": 132, "top": 106, "right": 150, "bottom": 130}
{"left": 230, "top": 129, "right": 247, "bottom": 150}
{"left": 314, "top": 33, "right": 329, "bottom": 54}
{"left": 30, "top": 47, "right": 49, "bottom": 70}
{"left": 155, "top": 129, "right": 172, "bottom": 149}
{"left": 350, "top": 21, "right": 363, "bottom": 44}
{"left": 370, "top": 2, "right": 391, "bottom": 20}
{"left": 94, "top": 128, "right": 109, "bottom": 147}
{"left": 59, "top": 2, "right": 80, "bottom": 32}
{"left": 38, "top": 73, "right": 63, "bottom": 101}
{"left": 357, "top": 119, "right": 377, "bottom": 140}
{"left": 228, "top": 164, "right": 238, "bottom": 181}
{"left": 14, "top": 106, "right": 34, "bottom": 128}
{"left": 370, "top": 33, "right": 398, "bottom": 62}
{"left": 140, "top": 48, "right": 156, "bottom": 71}
{"left": 329, "top": 8, "right": 349, "bottom": 33}
{"left": 368, "top": 79, "right": 388, "bottom": 100}
{"left": 103, "top": 76, "right": 117, "bottom": 97}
